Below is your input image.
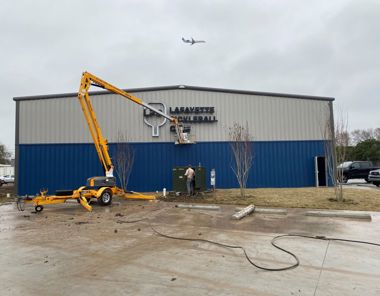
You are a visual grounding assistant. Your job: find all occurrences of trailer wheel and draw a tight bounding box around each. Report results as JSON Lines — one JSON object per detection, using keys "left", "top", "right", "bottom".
{"left": 98, "top": 189, "right": 112, "bottom": 206}
{"left": 35, "top": 205, "right": 44, "bottom": 212}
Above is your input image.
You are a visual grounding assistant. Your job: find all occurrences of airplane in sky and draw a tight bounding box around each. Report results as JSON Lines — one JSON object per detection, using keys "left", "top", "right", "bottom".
{"left": 182, "top": 37, "right": 206, "bottom": 45}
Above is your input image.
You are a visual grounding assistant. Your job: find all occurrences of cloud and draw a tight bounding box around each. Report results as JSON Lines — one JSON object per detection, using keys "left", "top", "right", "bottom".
{"left": 0, "top": 0, "right": 379, "bottom": 151}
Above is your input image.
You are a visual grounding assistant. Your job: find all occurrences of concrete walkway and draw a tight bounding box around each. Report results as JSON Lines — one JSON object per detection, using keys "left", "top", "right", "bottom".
{"left": 0, "top": 201, "right": 379, "bottom": 295}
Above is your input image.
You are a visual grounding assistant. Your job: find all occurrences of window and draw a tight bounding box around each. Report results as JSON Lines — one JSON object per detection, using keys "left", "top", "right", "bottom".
{"left": 360, "top": 162, "right": 371, "bottom": 168}
{"left": 351, "top": 163, "right": 360, "bottom": 169}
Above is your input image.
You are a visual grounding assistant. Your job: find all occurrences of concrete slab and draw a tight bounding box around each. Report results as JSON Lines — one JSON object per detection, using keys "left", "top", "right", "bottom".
{"left": 236, "top": 207, "right": 288, "bottom": 215}
{"left": 306, "top": 210, "right": 371, "bottom": 220}
{"left": 342, "top": 179, "right": 380, "bottom": 191}
{"left": 176, "top": 204, "right": 221, "bottom": 211}
{"left": 0, "top": 201, "right": 379, "bottom": 296}
{"left": 232, "top": 204, "right": 255, "bottom": 220}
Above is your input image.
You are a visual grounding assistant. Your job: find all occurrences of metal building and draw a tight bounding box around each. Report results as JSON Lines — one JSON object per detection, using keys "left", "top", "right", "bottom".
{"left": 14, "top": 85, "right": 334, "bottom": 195}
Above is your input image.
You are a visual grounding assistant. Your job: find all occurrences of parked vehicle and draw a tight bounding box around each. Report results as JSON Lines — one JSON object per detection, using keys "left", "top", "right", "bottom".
{"left": 0, "top": 175, "right": 15, "bottom": 186}
{"left": 337, "top": 161, "right": 380, "bottom": 183}
{"left": 368, "top": 169, "right": 380, "bottom": 187}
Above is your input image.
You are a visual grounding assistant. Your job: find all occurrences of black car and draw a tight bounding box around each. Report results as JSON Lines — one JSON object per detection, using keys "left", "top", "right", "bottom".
{"left": 337, "top": 161, "right": 380, "bottom": 183}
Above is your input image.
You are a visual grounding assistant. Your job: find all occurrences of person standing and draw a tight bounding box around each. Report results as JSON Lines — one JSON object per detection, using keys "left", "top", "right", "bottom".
{"left": 184, "top": 165, "right": 195, "bottom": 196}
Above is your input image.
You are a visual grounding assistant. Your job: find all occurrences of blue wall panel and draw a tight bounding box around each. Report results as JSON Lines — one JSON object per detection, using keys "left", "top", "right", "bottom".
{"left": 17, "top": 141, "right": 325, "bottom": 195}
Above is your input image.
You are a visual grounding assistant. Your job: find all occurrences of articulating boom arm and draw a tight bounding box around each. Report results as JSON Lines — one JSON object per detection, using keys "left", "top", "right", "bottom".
{"left": 78, "top": 71, "right": 188, "bottom": 173}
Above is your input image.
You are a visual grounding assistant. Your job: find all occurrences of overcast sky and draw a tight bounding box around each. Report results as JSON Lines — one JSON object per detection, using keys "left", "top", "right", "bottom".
{"left": 1, "top": 0, "right": 379, "bottom": 155}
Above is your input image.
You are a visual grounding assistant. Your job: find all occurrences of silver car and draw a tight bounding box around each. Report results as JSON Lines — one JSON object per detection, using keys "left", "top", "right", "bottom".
{"left": 0, "top": 175, "right": 14, "bottom": 186}
{"left": 368, "top": 169, "right": 380, "bottom": 187}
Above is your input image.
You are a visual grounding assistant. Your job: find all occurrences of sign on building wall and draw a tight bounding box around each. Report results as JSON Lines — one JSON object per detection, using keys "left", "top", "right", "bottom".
{"left": 143, "top": 102, "right": 218, "bottom": 137}
{"left": 143, "top": 103, "right": 167, "bottom": 137}
{"left": 169, "top": 106, "right": 217, "bottom": 123}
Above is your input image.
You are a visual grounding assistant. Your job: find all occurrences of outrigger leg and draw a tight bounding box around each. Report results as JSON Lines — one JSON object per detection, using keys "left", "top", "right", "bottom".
{"left": 78, "top": 195, "right": 92, "bottom": 212}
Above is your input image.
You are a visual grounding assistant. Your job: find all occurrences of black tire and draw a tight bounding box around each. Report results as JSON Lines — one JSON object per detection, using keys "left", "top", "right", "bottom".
{"left": 98, "top": 189, "right": 112, "bottom": 206}
{"left": 374, "top": 182, "right": 380, "bottom": 187}
{"left": 35, "top": 205, "right": 44, "bottom": 212}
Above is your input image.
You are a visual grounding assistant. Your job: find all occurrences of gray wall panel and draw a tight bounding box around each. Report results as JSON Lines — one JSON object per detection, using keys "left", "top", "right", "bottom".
{"left": 19, "top": 89, "right": 331, "bottom": 144}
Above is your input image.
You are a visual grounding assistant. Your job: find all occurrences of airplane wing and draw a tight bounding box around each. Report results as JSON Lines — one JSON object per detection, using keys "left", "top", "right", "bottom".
{"left": 182, "top": 37, "right": 206, "bottom": 45}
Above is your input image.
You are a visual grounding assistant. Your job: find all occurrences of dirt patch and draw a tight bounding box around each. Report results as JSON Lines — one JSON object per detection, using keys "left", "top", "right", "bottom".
{"left": 2, "top": 185, "right": 379, "bottom": 211}
{"left": 0, "top": 184, "right": 15, "bottom": 204}
{"left": 161, "top": 187, "right": 380, "bottom": 211}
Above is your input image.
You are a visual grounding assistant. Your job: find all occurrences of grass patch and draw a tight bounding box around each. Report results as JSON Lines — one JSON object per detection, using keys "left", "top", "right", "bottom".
{"left": 163, "top": 187, "right": 380, "bottom": 211}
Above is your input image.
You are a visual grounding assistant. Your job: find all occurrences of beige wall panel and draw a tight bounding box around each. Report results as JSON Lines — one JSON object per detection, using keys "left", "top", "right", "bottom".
{"left": 19, "top": 89, "right": 331, "bottom": 144}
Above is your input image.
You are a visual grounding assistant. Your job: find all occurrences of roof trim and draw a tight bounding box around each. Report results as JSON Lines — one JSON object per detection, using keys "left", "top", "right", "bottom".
{"left": 13, "top": 85, "right": 335, "bottom": 102}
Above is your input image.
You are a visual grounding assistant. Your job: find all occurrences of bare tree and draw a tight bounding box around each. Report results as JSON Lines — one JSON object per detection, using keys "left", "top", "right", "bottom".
{"left": 351, "top": 128, "right": 380, "bottom": 145}
{"left": 0, "top": 143, "right": 11, "bottom": 164}
{"left": 374, "top": 128, "right": 380, "bottom": 141}
{"left": 321, "top": 107, "right": 349, "bottom": 202}
{"left": 334, "top": 112, "right": 349, "bottom": 201}
{"left": 229, "top": 122, "right": 253, "bottom": 198}
{"left": 322, "top": 118, "right": 336, "bottom": 190}
{"left": 351, "top": 129, "right": 372, "bottom": 145}
{"left": 113, "top": 132, "right": 135, "bottom": 191}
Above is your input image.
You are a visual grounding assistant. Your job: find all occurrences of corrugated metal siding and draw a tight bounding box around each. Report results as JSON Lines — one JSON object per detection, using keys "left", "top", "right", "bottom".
{"left": 17, "top": 140, "right": 325, "bottom": 195}
{"left": 19, "top": 89, "right": 331, "bottom": 144}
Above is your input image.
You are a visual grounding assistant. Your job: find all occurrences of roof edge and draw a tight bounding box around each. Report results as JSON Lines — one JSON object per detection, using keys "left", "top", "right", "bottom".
{"left": 13, "top": 85, "right": 335, "bottom": 102}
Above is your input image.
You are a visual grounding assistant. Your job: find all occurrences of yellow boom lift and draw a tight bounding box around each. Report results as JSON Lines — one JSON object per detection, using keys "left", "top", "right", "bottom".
{"left": 18, "top": 72, "right": 192, "bottom": 212}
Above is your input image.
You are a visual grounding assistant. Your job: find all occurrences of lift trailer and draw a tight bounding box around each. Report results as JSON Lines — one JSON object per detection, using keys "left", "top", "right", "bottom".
{"left": 17, "top": 72, "right": 193, "bottom": 212}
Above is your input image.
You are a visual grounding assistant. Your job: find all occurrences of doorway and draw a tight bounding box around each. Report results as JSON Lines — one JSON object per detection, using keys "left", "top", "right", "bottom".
{"left": 314, "top": 156, "right": 327, "bottom": 187}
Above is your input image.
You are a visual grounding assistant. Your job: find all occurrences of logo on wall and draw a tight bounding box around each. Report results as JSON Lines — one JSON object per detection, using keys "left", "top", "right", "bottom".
{"left": 169, "top": 106, "right": 217, "bottom": 123}
{"left": 143, "top": 103, "right": 167, "bottom": 137}
{"left": 143, "top": 102, "right": 218, "bottom": 137}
